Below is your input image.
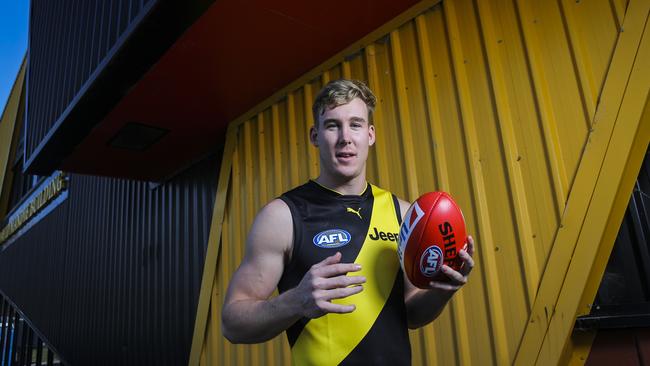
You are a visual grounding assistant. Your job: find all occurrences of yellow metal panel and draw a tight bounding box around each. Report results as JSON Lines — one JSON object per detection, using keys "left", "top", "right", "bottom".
{"left": 411, "top": 14, "right": 473, "bottom": 365}
{"left": 565, "top": 78, "right": 650, "bottom": 366}
{"left": 516, "top": 2, "right": 570, "bottom": 215}
{"left": 0, "top": 58, "right": 26, "bottom": 217}
{"left": 257, "top": 112, "right": 269, "bottom": 205}
{"left": 302, "top": 84, "right": 320, "bottom": 179}
{"left": 444, "top": 1, "right": 511, "bottom": 363}
{"left": 289, "top": 89, "right": 312, "bottom": 181}
{"left": 612, "top": 0, "right": 630, "bottom": 28}
{"left": 537, "top": 15, "right": 650, "bottom": 364}
{"left": 286, "top": 93, "right": 300, "bottom": 188}
{"left": 519, "top": 0, "right": 592, "bottom": 188}
{"left": 365, "top": 44, "right": 391, "bottom": 189}
{"left": 476, "top": 0, "right": 541, "bottom": 306}
{"left": 515, "top": 0, "right": 649, "bottom": 364}
{"left": 559, "top": 0, "right": 620, "bottom": 120}
{"left": 389, "top": 29, "right": 421, "bottom": 201}
{"left": 194, "top": 0, "right": 641, "bottom": 364}
{"left": 479, "top": 0, "right": 563, "bottom": 267}
{"left": 271, "top": 104, "right": 284, "bottom": 197}
{"left": 415, "top": 7, "right": 495, "bottom": 366}
{"left": 364, "top": 40, "right": 410, "bottom": 198}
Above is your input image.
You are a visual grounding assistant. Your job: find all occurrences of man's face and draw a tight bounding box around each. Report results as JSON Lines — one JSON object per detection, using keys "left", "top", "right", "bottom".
{"left": 310, "top": 97, "right": 376, "bottom": 182}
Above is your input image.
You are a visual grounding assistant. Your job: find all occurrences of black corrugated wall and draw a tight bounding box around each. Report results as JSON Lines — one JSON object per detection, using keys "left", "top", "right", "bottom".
{"left": 26, "top": 0, "right": 157, "bottom": 165}
{"left": 0, "top": 154, "right": 220, "bottom": 365}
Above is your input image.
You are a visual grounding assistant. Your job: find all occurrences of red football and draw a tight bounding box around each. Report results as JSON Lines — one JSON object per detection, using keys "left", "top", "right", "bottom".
{"left": 397, "top": 192, "right": 467, "bottom": 289}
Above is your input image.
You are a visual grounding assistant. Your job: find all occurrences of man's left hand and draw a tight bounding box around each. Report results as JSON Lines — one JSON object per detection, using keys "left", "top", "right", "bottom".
{"left": 428, "top": 235, "right": 475, "bottom": 292}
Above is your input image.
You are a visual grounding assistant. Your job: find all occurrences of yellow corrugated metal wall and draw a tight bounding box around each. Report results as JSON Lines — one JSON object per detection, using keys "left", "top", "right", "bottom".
{"left": 194, "top": 0, "right": 650, "bottom": 364}
{"left": 0, "top": 59, "right": 25, "bottom": 216}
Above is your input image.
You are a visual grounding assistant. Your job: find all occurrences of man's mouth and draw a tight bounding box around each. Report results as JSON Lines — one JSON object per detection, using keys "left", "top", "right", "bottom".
{"left": 336, "top": 152, "right": 356, "bottom": 158}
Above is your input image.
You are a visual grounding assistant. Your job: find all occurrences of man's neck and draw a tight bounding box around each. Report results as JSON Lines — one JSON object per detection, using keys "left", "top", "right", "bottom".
{"left": 314, "top": 175, "right": 367, "bottom": 196}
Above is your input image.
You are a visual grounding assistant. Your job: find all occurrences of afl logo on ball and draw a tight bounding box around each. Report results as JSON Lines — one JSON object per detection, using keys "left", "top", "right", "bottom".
{"left": 313, "top": 229, "right": 352, "bottom": 248}
{"left": 420, "top": 245, "right": 443, "bottom": 277}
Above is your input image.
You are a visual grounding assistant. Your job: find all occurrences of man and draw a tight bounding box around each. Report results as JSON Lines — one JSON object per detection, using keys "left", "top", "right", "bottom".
{"left": 222, "top": 79, "right": 474, "bottom": 365}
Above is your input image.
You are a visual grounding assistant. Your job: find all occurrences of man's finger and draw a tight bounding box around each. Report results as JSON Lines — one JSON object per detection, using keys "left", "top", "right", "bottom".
{"left": 320, "top": 275, "right": 366, "bottom": 289}
{"left": 312, "top": 252, "right": 342, "bottom": 269}
{"left": 429, "top": 281, "right": 462, "bottom": 292}
{"left": 441, "top": 265, "right": 467, "bottom": 285}
{"left": 316, "top": 262, "right": 362, "bottom": 277}
{"left": 324, "top": 285, "right": 364, "bottom": 300}
{"left": 459, "top": 250, "right": 474, "bottom": 276}
{"left": 318, "top": 301, "right": 357, "bottom": 314}
{"left": 466, "top": 235, "right": 475, "bottom": 257}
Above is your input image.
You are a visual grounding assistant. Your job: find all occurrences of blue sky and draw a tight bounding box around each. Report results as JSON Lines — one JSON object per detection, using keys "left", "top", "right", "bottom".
{"left": 0, "top": 1, "right": 29, "bottom": 112}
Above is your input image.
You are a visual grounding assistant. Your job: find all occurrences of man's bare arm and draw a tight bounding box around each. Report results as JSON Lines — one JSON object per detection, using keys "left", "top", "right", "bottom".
{"left": 221, "top": 199, "right": 366, "bottom": 344}
{"left": 398, "top": 199, "right": 475, "bottom": 329}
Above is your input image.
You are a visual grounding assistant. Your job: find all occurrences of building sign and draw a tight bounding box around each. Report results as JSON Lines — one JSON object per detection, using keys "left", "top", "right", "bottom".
{"left": 0, "top": 172, "right": 68, "bottom": 245}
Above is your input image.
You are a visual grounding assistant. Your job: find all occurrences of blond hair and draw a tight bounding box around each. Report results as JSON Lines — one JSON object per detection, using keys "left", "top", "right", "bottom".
{"left": 312, "top": 79, "right": 376, "bottom": 126}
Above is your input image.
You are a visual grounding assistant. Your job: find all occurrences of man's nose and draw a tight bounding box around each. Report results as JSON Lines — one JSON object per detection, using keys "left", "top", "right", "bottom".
{"left": 338, "top": 126, "right": 351, "bottom": 145}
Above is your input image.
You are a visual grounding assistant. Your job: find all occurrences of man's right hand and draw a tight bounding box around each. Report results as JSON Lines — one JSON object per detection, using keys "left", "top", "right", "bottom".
{"left": 222, "top": 200, "right": 365, "bottom": 344}
{"left": 293, "top": 252, "right": 366, "bottom": 319}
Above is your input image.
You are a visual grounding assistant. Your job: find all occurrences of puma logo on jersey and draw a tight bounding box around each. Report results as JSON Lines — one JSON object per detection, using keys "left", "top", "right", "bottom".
{"left": 346, "top": 207, "right": 363, "bottom": 219}
{"left": 368, "top": 227, "right": 399, "bottom": 242}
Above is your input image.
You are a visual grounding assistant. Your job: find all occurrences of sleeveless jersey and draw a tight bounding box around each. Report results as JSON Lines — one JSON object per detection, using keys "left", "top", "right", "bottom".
{"left": 278, "top": 180, "right": 411, "bottom": 366}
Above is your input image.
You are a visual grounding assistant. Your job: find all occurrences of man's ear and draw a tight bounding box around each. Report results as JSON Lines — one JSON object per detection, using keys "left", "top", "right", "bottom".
{"left": 309, "top": 125, "right": 319, "bottom": 147}
{"left": 368, "top": 124, "right": 376, "bottom": 146}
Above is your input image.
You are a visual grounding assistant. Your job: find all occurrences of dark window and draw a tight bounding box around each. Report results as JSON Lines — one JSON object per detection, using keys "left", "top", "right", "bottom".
{"left": 576, "top": 149, "right": 650, "bottom": 330}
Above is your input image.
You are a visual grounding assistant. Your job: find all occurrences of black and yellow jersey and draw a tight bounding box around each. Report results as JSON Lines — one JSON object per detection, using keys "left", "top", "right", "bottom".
{"left": 278, "top": 180, "right": 411, "bottom": 366}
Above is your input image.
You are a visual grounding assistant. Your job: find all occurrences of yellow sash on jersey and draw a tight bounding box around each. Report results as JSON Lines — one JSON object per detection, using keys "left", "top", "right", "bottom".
{"left": 292, "top": 185, "right": 401, "bottom": 366}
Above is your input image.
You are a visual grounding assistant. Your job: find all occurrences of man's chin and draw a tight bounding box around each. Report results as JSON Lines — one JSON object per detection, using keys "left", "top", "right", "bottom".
{"left": 332, "top": 169, "right": 361, "bottom": 181}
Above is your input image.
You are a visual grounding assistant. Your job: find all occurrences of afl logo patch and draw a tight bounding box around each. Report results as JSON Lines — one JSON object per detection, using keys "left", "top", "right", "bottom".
{"left": 420, "top": 245, "right": 443, "bottom": 277}
{"left": 313, "top": 229, "right": 352, "bottom": 249}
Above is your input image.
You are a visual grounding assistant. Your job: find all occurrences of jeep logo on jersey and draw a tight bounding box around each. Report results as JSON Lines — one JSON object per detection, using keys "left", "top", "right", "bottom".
{"left": 369, "top": 227, "right": 399, "bottom": 242}
{"left": 313, "top": 229, "right": 352, "bottom": 248}
{"left": 398, "top": 202, "right": 425, "bottom": 256}
{"left": 420, "top": 245, "right": 443, "bottom": 277}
